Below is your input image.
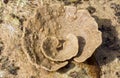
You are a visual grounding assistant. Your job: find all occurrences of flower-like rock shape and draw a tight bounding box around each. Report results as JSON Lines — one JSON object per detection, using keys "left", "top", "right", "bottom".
{"left": 22, "top": 4, "right": 102, "bottom": 71}
{"left": 41, "top": 34, "right": 78, "bottom": 61}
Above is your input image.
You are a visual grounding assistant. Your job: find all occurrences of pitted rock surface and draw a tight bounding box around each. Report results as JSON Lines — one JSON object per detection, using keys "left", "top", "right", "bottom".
{"left": 21, "top": 4, "right": 102, "bottom": 71}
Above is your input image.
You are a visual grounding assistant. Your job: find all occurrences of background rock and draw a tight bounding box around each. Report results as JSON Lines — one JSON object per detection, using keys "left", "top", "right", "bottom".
{"left": 0, "top": 0, "right": 120, "bottom": 78}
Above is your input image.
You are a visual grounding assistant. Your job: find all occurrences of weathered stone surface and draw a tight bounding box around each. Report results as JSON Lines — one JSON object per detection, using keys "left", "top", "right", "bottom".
{"left": 0, "top": 0, "right": 120, "bottom": 78}
{"left": 41, "top": 34, "right": 78, "bottom": 61}
{"left": 21, "top": 4, "right": 102, "bottom": 72}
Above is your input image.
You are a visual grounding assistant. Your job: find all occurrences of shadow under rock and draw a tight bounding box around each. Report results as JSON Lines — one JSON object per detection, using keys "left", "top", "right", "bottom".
{"left": 93, "top": 16, "right": 120, "bottom": 66}
{"left": 75, "top": 36, "right": 86, "bottom": 57}
{"left": 57, "top": 62, "right": 75, "bottom": 74}
{"left": 57, "top": 36, "right": 86, "bottom": 74}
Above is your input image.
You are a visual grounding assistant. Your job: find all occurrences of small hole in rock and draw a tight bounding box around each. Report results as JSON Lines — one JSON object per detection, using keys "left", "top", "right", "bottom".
{"left": 103, "top": 71, "right": 106, "bottom": 75}
{"left": 31, "top": 76, "right": 36, "bottom": 78}
{"left": 3, "top": 0, "right": 9, "bottom": 4}
{"left": 0, "top": 41, "right": 4, "bottom": 53}
{"left": 69, "top": 71, "right": 78, "bottom": 78}
{"left": 103, "top": 57, "right": 107, "bottom": 60}
{"left": 116, "top": 72, "right": 120, "bottom": 77}
{"left": 115, "top": 12, "right": 120, "bottom": 16}
{"left": 0, "top": 20, "right": 3, "bottom": 24}
{"left": 7, "top": 64, "right": 20, "bottom": 75}
{"left": 87, "top": 6, "right": 96, "bottom": 14}
{"left": 110, "top": 3, "right": 117, "bottom": 9}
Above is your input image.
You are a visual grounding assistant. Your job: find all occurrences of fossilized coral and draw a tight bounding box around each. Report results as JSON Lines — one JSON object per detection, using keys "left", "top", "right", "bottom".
{"left": 21, "top": 4, "right": 102, "bottom": 71}
{"left": 41, "top": 33, "right": 79, "bottom": 61}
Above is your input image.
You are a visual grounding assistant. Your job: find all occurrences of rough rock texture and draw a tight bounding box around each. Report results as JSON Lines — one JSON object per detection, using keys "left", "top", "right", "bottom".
{"left": 0, "top": 0, "right": 120, "bottom": 78}
{"left": 21, "top": 4, "right": 101, "bottom": 72}
{"left": 41, "top": 34, "right": 79, "bottom": 61}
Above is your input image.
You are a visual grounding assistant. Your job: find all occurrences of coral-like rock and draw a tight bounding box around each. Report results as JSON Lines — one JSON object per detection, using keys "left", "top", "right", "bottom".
{"left": 22, "top": 4, "right": 102, "bottom": 71}
{"left": 41, "top": 33, "right": 79, "bottom": 61}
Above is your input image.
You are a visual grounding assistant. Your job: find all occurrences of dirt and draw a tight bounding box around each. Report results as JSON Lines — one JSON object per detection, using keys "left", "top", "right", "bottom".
{"left": 0, "top": 0, "right": 120, "bottom": 78}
